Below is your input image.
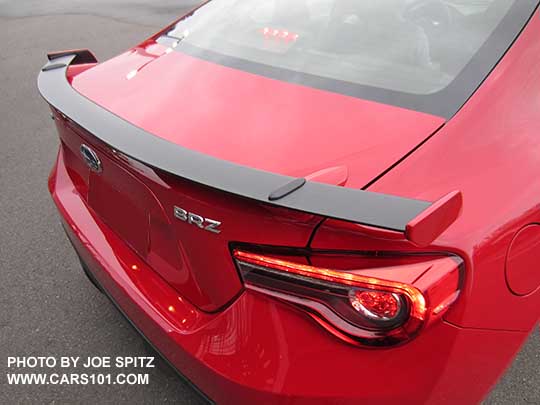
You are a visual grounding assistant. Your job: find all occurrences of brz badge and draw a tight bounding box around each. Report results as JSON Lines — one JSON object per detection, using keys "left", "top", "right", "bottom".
{"left": 174, "top": 206, "right": 222, "bottom": 234}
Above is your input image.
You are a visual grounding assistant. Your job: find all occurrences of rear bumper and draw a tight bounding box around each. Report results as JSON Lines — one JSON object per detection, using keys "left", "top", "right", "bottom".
{"left": 49, "top": 147, "right": 528, "bottom": 404}
{"left": 73, "top": 243, "right": 213, "bottom": 403}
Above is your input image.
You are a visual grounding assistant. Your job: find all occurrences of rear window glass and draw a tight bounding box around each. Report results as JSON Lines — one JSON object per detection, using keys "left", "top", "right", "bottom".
{"left": 162, "top": 0, "right": 537, "bottom": 116}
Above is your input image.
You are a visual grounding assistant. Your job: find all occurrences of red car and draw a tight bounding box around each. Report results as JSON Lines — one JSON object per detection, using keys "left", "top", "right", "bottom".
{"left": 39, "top": 0, "right": 539, "bottom": 403}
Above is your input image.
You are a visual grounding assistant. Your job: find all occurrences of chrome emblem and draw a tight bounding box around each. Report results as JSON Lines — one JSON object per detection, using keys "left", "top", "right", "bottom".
{"left": 80, "top": 144, "right": 102, "bottom": 173}
{"left": 174, "top": 206, "right": 222, "bottom": 234}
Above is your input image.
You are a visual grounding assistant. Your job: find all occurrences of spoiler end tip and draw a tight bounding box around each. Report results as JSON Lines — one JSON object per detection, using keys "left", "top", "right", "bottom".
{"left": 47, "top": 49, "right": 97, "bottom": 65}
{"left": 405, "top": 190, "right": 463, "bottom": 247}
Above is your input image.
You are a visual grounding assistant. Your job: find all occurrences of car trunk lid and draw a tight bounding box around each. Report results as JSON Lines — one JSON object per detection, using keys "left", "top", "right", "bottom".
{"left": 56, "top": 113, "right": 321, "bottom": 312}
{"left": 70, "top": 43, "right": 445, "bottom": 189}
{"left": 56, "top": 43, "right": 444, "bottom": 312}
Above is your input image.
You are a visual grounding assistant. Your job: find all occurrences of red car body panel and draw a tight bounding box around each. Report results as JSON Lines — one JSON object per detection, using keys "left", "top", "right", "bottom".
{"left": 42, "top": 3, "right": 540, "bottom": 404}
{"left": 70, "top": 45, "right": 444, "bottom": 188}
{"left": 365, "top": 9, "right": 540, "bottom": 331}
{"left": 50, "top": 150, "right": 529, "bottom": 404}
{"left": 56, "top": 113, "right": 324, "bottom": 311}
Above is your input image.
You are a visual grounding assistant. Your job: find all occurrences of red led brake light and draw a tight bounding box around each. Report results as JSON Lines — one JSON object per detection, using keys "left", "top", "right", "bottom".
{"left": 233, "top": 249, "right": 462, "bottom": 347}
{"left": 234, "top": 249, "right": 426, "bottom": 318}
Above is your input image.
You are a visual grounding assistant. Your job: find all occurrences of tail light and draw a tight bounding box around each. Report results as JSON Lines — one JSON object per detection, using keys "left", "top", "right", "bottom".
{"left": 233, "top": 248, "right": 463, "bottom": 347}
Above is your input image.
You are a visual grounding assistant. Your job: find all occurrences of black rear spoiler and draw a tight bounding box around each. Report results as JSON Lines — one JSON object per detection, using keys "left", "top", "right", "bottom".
{"left": 38, "top": 50, "right": 462, "bottom": 247}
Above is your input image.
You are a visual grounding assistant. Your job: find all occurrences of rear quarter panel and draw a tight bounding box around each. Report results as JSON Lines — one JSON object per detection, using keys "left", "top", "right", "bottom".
{"left": 365, "top": 9, "right": 540, "bottom": 331}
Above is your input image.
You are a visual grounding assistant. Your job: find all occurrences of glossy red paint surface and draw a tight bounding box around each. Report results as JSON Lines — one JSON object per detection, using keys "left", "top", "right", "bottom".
{"left": 50, "top": 149, "right": 530, "bottom": 404}
{"left": 45, "top": 5, "right": 540, "bottom": 404}
{"left": 405, "top": 190, "right": 463, "bottom": 247}
{"left": 70, "top": 43, "right": 444, "bottom": 189}
{"left": 305, "top": 165, "right": 349, "bottom": 186}
{"left": 55, "top": 113, "right": 321, "bottom": 311}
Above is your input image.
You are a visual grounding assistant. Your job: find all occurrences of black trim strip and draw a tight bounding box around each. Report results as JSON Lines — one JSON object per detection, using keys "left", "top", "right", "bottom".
{"left": 38, "top": 53, "right": 431, "bottom": 232}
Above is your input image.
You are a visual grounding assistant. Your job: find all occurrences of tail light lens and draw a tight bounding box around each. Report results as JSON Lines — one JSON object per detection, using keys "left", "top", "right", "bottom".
{"left": 349, "top": 290, "right": 401, "bottom": 320}
{"left": 233, "top": 248, "right": 463, "bottom": 347}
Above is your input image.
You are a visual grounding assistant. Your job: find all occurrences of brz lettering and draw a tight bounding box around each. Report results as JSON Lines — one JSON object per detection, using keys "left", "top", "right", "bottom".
{"left": 174, "top": 206, "right": 222, "bottom": 234}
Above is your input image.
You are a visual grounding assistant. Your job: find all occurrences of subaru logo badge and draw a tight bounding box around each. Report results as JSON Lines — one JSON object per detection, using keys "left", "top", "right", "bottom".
{"left": 80, "top": 144, "right": 102, "bottom": 173}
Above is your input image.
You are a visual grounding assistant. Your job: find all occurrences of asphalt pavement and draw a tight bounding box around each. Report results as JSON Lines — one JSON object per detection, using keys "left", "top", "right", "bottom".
{"left": 0, "top": 1, "right": 538, "bottom": 404}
